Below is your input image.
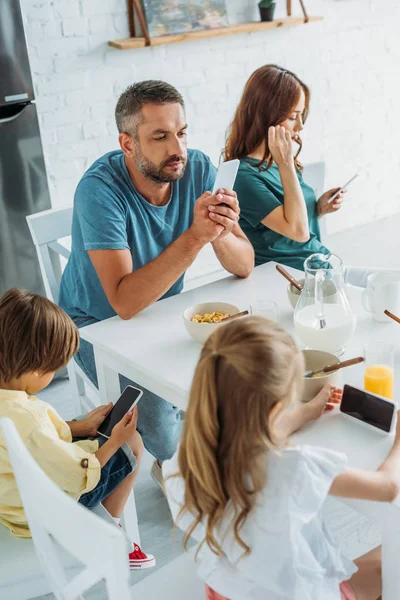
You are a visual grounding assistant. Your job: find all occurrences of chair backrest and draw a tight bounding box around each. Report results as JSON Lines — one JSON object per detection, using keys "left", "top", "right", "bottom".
{"left": 0, "top": 418, "right": 131, "bottom": 600}
{"left": 26, "top": 206, "right": 73, "bottom": 304}
{"left": 303, "top": 161, "right": 326, "bottom": 199}
{"left": 303, "top": 162, "right": 327, "bottom": 242}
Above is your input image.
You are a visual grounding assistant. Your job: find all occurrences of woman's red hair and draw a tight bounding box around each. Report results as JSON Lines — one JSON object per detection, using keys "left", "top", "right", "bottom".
{"left": 223, "top": 64, "right": 310, "bottom": 171}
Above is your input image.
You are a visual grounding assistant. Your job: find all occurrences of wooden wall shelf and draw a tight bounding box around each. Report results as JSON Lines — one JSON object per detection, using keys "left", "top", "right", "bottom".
{"left": 108, "top": 16, "right": 323, "bottom": 50}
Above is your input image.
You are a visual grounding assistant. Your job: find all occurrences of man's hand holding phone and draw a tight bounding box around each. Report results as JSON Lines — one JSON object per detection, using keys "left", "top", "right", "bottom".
{"left": 208, "top": 188, "right": 240, "bottom": 239}
{"left": 190, "top": 189, "right": 239, "bottom": 244}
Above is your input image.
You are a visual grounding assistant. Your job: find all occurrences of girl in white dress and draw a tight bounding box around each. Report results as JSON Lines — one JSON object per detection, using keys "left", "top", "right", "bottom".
{"left": 163, "top": 316, "right": 398, "bottom": 600}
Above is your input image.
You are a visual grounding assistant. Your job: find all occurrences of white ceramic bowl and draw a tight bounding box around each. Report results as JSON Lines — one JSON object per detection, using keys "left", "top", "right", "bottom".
{"left": 301, "top": 349, "right": 341, "bottom": 402}
{"left": 287, "top": 278, "right": 305, "bottom": 309}
{"left": 183, "top": 302, "right": 241, "bottom": 344}
{"left": 287, "top": 278, "right": 338, "bottom": 310}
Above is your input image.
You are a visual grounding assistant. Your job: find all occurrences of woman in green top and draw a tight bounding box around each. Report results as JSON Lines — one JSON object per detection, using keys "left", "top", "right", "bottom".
{"left": 224, "top": 64, "right": 345, "bottom": 271}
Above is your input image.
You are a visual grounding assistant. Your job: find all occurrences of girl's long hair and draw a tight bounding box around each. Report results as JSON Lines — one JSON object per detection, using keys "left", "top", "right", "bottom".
{"left": 176, "top": 316, "right": 304, "bottom": 558}
{"left": 223, "top": 64, "right": 310, "bottom": 171}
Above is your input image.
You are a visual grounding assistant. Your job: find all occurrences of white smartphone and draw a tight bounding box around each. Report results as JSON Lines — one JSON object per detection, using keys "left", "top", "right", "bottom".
{"left": 212, "top": 159, "right": 240, "bottom": 194}
{"left": 340, "top": 384, "right": 396, "bottom": 434}
{"left": 97, "top": 385, "right": 143, "bottom": 439}
{"left": 328, "top": 172, "right": 359, "bottom": 204}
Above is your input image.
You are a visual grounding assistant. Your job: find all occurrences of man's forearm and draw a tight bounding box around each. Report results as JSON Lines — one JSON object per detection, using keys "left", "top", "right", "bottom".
{"left": 212, "top": 228, "right": 254, "bottom": 279}
{"left": 115, "top": 230, "right": 204, "bottom": 319}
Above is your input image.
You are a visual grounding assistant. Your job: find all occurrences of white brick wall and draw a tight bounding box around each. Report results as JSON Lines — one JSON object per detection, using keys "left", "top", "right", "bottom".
{"left": 21, "top": 0, "right": 400, "bottom": 235}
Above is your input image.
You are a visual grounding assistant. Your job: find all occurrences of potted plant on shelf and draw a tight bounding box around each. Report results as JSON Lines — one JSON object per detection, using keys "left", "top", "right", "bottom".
{"left": 258, "top": 0, "right": 276, "bottom": 22}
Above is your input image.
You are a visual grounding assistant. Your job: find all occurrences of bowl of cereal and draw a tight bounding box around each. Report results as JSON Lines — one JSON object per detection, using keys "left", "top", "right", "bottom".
{"left": 301, "top": 349, "right": 341, "bottom": 402}
{"left": 183, "top": 302, "right": 241, "bottom": 344}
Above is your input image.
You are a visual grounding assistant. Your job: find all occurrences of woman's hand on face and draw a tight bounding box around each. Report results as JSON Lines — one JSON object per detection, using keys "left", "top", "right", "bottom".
{"left": 307, "top": 385, "right": 342, "bottom": 420}
{"left": 318, "top": 188, "right": 346, "bottom": 216}
{"left": 268, "top": 125, "right": 294, "bottom": 168}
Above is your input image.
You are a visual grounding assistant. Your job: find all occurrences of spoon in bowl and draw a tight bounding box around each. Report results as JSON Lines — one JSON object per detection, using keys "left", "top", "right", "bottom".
{"left": 384, "top": 309, "right": 400, "bottom": 324}
{"left": 275, "top": 265, "right": 303, "bottom": 292}
{"left": 221, "top": 310, "right": 249, "bottom": 323}
{"left": 304, "top": 356, "right": 364, "bottom": 378}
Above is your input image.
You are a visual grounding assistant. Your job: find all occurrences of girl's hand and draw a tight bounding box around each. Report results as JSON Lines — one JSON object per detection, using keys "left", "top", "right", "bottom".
{"left": 318, "top": 188, "right": 346, "bottom": 216}
{"left": 84, "top": 403, "right": 113, "bottom": 436}
{"left": 111, "top": 406, "right": 138, "bottom": 446}
{"left": 268, "top": 125, "right": 293, "bottom": 168}
{"left": 307, "top": 385, "right": 342, "bottom": 420}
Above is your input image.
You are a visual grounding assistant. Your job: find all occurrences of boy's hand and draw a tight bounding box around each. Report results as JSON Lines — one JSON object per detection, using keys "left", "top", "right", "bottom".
{"left": 307, "top": 385, "right": 342, "bottom": 420}
{"left": 83, "top": 403, "right": 113, "bottom": 436}
{"left": 110, "top": 406, "right": 138, "bottom": 446}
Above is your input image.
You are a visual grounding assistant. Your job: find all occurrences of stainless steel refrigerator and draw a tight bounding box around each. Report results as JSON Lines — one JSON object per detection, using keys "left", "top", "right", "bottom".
{"left": 0, "top": 0, "right": 51, "bottom": 296}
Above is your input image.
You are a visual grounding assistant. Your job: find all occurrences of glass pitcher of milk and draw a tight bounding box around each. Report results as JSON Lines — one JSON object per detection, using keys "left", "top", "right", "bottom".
{"left": 293, "top": 253, "right": 356, "bottom": 355}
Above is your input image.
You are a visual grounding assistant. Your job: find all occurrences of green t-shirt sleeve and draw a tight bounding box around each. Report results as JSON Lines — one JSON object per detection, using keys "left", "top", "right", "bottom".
{"left": 235, "top": 170, "right": 282, "bottom": 228}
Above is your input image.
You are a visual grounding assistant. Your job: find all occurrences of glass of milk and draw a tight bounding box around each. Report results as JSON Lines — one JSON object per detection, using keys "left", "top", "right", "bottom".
{"left": 293, "top": 253, "right": 356, "bottom": 355}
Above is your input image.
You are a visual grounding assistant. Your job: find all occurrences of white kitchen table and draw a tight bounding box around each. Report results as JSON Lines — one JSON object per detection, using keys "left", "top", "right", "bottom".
{"left": 80, "top": 262, "right": 400, "bottom": 598}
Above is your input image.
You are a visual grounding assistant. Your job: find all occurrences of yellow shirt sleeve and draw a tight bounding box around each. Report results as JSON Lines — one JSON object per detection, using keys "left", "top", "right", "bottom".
{"left": 26, "top": 409, "right": 101, "bottom": 499}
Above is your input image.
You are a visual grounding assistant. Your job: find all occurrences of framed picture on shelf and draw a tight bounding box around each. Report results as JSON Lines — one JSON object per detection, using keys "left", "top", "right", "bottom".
{"left": 141, "top": 0, "right": 229, "bottom": 38}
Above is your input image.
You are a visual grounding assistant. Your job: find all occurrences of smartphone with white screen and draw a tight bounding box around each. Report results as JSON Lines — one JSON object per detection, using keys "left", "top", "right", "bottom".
{"left": 328, "top": 172, "right": 359, "bottom": 204}
{"left": 340, "top": 384, "right": 396, "bottom": 434}
{"left": 97, "top": 385, "right": 143, "bottom": 439}
{"left": 212, "top": 159, "right": 240, "bottom": 194}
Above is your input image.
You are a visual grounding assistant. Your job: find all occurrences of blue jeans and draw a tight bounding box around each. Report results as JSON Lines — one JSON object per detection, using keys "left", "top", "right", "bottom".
{"left": 78, "top": 436, "right": 134, "bottom": 509}
{"left": 73, "top": 317, "right": 182, "bottom": 462}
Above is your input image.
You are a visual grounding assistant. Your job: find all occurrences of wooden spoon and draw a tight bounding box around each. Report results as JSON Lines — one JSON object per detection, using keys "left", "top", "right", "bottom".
{"left": 275, "top": 264, "right": 303, "bottom": 292}
{"left": 304, "top": 356, "right": 364, "bottom": 378}
{"left": 384, "top": 309, "right": 400, "bottom": 325}
{"left": 221, "top": 310, "right": 249, "bottom": 323}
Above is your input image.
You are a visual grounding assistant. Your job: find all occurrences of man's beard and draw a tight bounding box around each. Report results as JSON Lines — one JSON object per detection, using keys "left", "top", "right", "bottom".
{"left": 134, "top": 139, "right": 187, "bottom": 184}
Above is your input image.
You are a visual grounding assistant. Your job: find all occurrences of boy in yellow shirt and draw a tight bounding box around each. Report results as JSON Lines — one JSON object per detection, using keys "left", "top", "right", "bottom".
{"left": 0, "top": 288, "right": 155, "bottom": 569}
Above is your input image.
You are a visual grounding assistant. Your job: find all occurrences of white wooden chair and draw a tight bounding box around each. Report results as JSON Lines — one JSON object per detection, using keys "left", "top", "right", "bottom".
{"left": 303, "top": 161, "right": 327, "bottom": 242}
{"left": 26, "top": 206, "right": 97, "bottom": 415}
{"left": 26, "top": 206, "right": 141, "bottom": 544}
{"left": 0, "top": 417, "right": 131, "bottom": 600}
{"left": 0, "top": 416, "right": 205, "bottom": 600}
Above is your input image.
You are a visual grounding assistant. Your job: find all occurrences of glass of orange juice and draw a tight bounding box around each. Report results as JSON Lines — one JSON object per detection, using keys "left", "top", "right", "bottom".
{"left": 364, "top": 342, "right": 395, "bottom": 400}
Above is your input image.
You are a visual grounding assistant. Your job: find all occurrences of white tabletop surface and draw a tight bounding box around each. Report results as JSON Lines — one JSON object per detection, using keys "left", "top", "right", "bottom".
{"left": 80, "top": 262, "right": 400, "bottom": 470}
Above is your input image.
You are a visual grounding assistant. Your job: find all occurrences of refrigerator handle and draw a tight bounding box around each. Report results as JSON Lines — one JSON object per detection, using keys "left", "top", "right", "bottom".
{"left": 0, "top": 103, "right": 31, "bottom": 124}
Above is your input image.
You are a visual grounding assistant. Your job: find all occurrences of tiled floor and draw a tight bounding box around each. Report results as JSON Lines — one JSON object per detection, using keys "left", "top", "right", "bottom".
{"left": 31, "top": 213, "right": 398, "bottom": 599}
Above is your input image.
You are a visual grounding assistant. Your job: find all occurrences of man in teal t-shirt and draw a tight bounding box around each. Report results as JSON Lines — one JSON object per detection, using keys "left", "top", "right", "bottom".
{"left": 59, "top": 147, "right": 215, "bottom": 322}
{"left": 235, "top": 159, "right": 330, "bottom": 270}
{"left": 59, "top": 80, "right": 254, "bottom": 469}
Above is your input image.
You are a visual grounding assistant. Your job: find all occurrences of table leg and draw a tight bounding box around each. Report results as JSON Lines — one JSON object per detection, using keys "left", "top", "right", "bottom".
{"left": 92, "top": 347, "right": 141, "bottom": 545}
{"left": 120, "top": 491, "right": 140, "bottom": 545}
{"left": 94, "top": 348, "right": 121, "bottom": 405}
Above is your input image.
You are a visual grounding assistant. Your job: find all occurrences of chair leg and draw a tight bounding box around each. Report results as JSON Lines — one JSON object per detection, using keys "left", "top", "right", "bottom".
{"left": 105, "top": 572, "right": 131, "bottom": 600}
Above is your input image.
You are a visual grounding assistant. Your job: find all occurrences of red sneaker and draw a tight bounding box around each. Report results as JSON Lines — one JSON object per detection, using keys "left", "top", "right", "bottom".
{"left": 128, "top": 543, "right": 156, "bottom": 570}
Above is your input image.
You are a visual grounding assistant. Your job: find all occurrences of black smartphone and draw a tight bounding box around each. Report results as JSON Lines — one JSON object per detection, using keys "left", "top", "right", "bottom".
{"left": 340, "top": 384, "right": 395, "bottom": 433}
{"left": 97, "top": 385, "right": 143, "bottom": 439}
